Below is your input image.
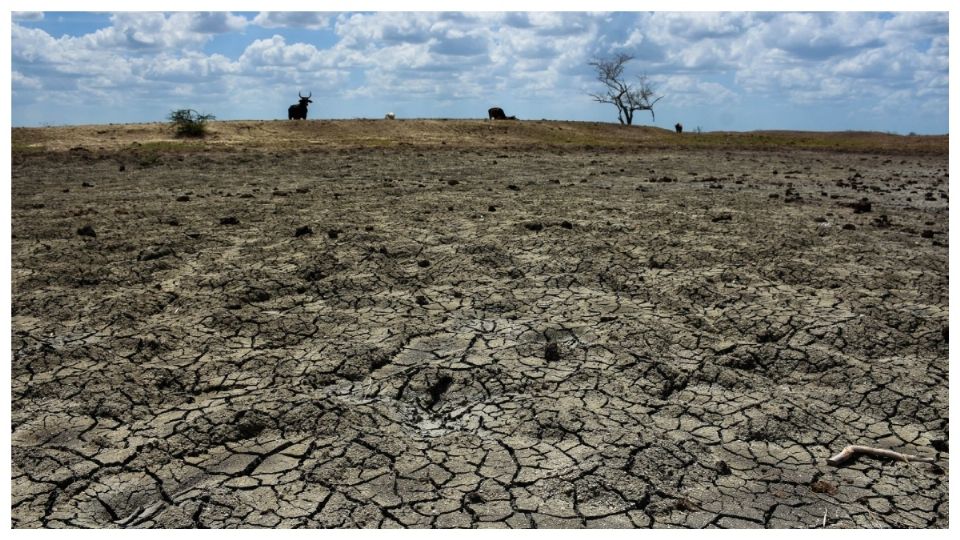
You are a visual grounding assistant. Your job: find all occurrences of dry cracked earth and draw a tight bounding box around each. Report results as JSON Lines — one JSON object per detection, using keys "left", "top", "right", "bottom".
{"left": 11, "top": 143, "right": 949, "bottom": 528}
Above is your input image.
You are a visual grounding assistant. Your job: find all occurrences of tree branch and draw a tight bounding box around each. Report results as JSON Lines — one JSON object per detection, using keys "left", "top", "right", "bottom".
{"left": 827, "top": 445, "right": 936, "bottom": 466}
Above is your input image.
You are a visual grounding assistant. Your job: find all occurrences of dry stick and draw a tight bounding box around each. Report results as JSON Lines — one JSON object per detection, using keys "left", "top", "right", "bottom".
{"left": 827, "top": 445, "right": 936, "bottom": 466}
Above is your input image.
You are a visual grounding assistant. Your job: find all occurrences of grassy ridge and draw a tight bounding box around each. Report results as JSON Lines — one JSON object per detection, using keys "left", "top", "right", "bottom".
{"left": 12, "top": 119, "right": 948, "bottom": 156}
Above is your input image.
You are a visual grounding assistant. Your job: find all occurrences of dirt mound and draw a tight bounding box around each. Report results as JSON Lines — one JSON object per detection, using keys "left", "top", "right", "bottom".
{"left": 12, "top": 119, "right": 947, "bottom": 155}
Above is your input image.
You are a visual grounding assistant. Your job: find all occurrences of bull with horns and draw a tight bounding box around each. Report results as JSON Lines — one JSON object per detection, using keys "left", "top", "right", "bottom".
{"left": 288, "top": 92, "right": 312, "bottom": 120}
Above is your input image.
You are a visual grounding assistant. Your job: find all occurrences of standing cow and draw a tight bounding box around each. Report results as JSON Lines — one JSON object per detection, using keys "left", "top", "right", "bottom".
{"left": 288, "top": 92, "right": 312, "bottom": 120}
{"left": 675, "top": 122, "right": 683, "bottom": 134}
{"left": 488, "top": 107, "right": 517, "bottom": 120}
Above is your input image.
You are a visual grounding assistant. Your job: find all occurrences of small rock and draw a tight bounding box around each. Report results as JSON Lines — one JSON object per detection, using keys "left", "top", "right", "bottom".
{"left": 921, "top": 230, "right": 935, "bottom": 238}
{"left": 810, "top": 480, "right": 838, "bottom": 495}
{"left": 524, "top": 222, "right": 543, "bottom": 232}
{"left": 560, "top": 221, "right": 573, "bottom": 229}
{"left": 176, "top": 195, "right": 190, "bottom": 202}
{"left": 294, "top": 225, "right": 313, "bottom": 237}
{"left": 507, "top": 184, "right": 520, "bottom": 191}
{"left": 327, "top": 229, "right": 340, "bottom": 239}
{"left": 220, "top": 216, "right": 240, "bottom": 225}
{"left": 418, "top": 260, "right": 431, "bottom": 268}
{"left": 415, "top": 295, "right": 429, "bottom": 306}
{"left": 842, "top": 223, "right": 856, "bottom": 230}
{"left": 77, "top": 225, "right": 96, "bottom": 237}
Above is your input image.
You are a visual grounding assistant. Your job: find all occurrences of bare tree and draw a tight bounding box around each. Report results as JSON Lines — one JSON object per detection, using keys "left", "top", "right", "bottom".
{"left": 588, "top": 53, "right": 663, "bottom": 126}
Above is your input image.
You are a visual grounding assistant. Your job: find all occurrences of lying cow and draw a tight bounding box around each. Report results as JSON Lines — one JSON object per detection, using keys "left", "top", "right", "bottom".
{"left": 488, "top": 107, "right": 517, "bottom": 120}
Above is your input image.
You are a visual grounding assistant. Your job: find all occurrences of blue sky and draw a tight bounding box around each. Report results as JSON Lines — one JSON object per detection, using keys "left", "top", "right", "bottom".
{"left": 9, "top": 8, "right": 951, "bottom": 133}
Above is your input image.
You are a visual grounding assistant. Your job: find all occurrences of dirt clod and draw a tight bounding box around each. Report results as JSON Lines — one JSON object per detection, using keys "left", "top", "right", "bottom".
{"left": 811, "top": 480, "right": 839, "bottom": 495}
{"left": 138, "top": 246, "right": 174, "bottom": 261}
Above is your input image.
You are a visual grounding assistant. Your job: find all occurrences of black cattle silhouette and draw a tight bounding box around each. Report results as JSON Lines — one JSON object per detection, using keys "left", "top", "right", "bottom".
{"left": 288, "top": 92, "right": 312, "bottom": 120}
{"left": 488, "top": 107, "right": 517, "bottom": 120}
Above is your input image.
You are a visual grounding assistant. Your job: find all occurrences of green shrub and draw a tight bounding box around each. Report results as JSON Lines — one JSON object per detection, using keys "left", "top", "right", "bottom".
{"left": 168, "top": 109, "right": 215, "bottom": 138}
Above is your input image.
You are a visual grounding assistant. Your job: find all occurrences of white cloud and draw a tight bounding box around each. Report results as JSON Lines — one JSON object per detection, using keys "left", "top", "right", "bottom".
{"left": 650, "top": 12, "right": 752, "bottom": 41}
{"left": 253, "top": 12, "right": 330, "bottom": 30}
{"left": 143, "top": 53, "right": 238, "bottom": 82}
{"left": 335, "top": 12, "right": 435, "bottom": 48}
{"left": 757, "top": 13, "right": 885, "bottom": 61}
{"left": 78, "top": 13, "right": 211, "bottom": 51}
{"left": 659, "top": 76, "right": 739, "bottom": 107}
{"left": 239, "top": 35, "right": 332, "bottom": 70}
{"left": 12, "top": 70, "right": 42, "bottom": 90}
{"left": 189, "top": 12, "right": 248, "bottom": 34}
{"left": 9, "top": 11, "right": 949, "bottom": 133}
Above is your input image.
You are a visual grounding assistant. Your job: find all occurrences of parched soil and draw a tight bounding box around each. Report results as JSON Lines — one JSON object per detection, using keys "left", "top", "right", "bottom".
{"left": 10, "top": 122, "right": 949, "bottom": 528}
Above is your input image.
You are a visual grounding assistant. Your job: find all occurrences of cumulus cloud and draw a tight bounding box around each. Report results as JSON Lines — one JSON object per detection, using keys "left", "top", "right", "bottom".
{"left": 429, "top": 33, "right": 488, "bottom": 57}
{"left": 189, "top": 12, "right": 248, "bottom": 34}
{"left": 758, "top": 12, "right": 884, "bottom": 61}
{"left": 9, "top": 11, "right": 949, "bottom": 132}
{"left": 240, "top": 35, "right": 331, "bottom": 69}
{"left": 12, "top": 70, "right": 42, "bottom": 90}
{"left": 650, "top": 12, "right": 751, "bottom": 41}
{"left": 253, "top": 12, "right": 330, "bottom": 30}
{"left": 660, "top": 76, "right": 739, "bottom": 107}
{"left": 74, "top": 12, "right": 236, "bottom": 51}
{"left": 142, "top": 53, "right": 238, "bottom": 82}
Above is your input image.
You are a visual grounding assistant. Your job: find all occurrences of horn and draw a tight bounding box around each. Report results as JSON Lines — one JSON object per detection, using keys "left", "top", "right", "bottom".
{"left": 306, "top": 91, "right": 312, "bottom": 98}
{"left": 299, "top": 91, "right": 305, "bottom": 98}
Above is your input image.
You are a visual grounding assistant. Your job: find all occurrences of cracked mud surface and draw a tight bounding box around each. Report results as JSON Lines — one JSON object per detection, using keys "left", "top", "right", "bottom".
{"left": 12, "top": 142, "right": 948, "bottom": 528}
